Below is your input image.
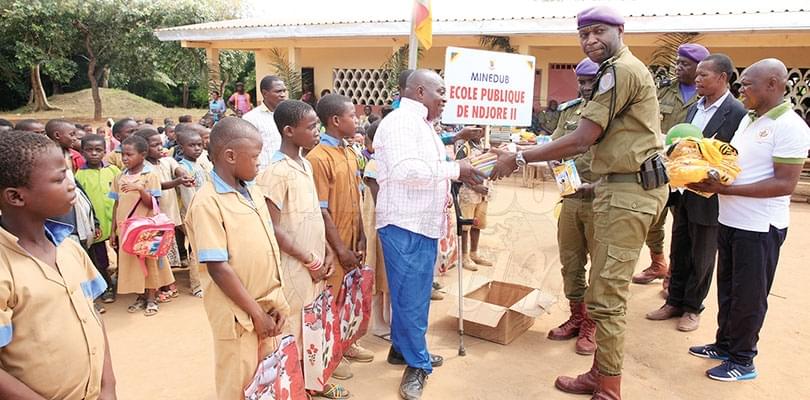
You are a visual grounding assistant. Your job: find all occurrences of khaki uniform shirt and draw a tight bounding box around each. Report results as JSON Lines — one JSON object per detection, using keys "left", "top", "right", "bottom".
{"left": 657, "top": 78, "right": 699, "bottom": 136}
{"left": 580, "top": 46, "right": 663, "bottom": 174}
{"left": 0, "top": 221, "right": 107, "bottom": 400}
{"left": 185, "top": 171, "right": 289, "bottom": 340}
{"left": 102, "top": 147, "right": 124, "bottom": 170}
{"left": 257, "top": 151, "right": 326, "bottom": 354}
{"left": 551, "top": 98, "right": 599, "bottom": 184}
{"left": 539, "top": 109, "right": 561, "bottom": 134}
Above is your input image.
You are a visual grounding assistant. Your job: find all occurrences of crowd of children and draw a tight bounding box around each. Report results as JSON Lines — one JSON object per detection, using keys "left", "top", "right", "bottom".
{"left": 0, "top": 95, "right": 492, "bottom": 399}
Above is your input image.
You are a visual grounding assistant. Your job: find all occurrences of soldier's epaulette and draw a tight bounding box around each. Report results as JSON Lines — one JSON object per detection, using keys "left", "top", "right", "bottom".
{"left": 657, "top": 77, "right": 673, "bottom": 89}
{"left": 558, "top": 98, "right": 584, "bottom": 111}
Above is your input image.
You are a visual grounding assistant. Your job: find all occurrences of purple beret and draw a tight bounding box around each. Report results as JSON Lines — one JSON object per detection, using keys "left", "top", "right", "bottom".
{"left": 677, "top": 44, "right": 710, "bottom": 63}
{"left": 577, "top": 6, "right": 625, "bottom": 29}
{"left": 575, "top": 58, "right": 600, "bottom": 76}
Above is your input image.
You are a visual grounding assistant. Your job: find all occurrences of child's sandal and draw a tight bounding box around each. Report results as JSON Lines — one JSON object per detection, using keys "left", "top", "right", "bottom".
{"left": 156, "top": 291, "right": 172, "bottom": 303}
{"left": 191, "top": 288, "right": 204, "bottom": 298}
{"left": 144, "top": 300, "right": 159, "bottom": 316}
{"left": 309, "top": 384, "right": 350, "bottom": 399}
{"left": 127, "top": 297, "right": 146, "bottom": 313}
{"left": 167, "top": 283, "right": 179, "bottom": 298}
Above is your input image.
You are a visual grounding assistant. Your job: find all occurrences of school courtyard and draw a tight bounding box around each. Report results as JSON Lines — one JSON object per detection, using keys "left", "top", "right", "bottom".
{"left": 106, "top": 180, "right": 810, "bottom": 399}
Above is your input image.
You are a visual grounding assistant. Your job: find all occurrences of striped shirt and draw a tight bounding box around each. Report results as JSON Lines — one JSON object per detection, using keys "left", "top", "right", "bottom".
{"left": 373, "top": 98, "right": 460, "bottom": 239}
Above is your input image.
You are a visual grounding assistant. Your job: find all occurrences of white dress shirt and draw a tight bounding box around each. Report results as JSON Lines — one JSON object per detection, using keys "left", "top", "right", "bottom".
{"left": 243, "top": 103, "right": 282, "bottom": 170}
{"left": 374, "top": 98, "right": 460, "bottom": 239}
{"left": 690, "top": 90, "right": 730, "bottom": 135}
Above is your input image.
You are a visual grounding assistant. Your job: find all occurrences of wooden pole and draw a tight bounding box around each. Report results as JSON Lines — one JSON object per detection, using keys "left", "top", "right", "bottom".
{"left": 408, "top": 1, "right": 418, "bottom": 69}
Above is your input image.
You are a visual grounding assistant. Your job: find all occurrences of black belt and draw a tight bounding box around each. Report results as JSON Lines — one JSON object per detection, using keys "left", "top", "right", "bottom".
{"left": 606, "top": 172, "right": 641, "bottom": 184}
{"left": 563, "top": 188, "right": 595, "bottom": 200}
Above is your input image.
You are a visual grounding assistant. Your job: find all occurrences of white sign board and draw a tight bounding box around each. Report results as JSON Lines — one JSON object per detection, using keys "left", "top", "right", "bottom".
{"left": 441, "top": 46, "right": 536, "bottom": 127}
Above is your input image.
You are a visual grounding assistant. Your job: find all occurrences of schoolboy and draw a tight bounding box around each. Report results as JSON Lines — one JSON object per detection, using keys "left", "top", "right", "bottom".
{"left": 308, "top": 94, "right": 373, "bottom": 368}
{"left": 184, "top": 117, "right": 289, "bottom": 400}
{"left": 0, "top": 131, "right": 117, "bottom": 399}
{"left": 75, "top": 134, "right": 122, "bottom": 303}
{"left": 258, "top": 100, "right": 349, "bottom": 398}
{"left": 104, "top": 118, "right": 138, "bottom": 170}
{"left": 176, "top": 128, "right": 209, "bottom": 296}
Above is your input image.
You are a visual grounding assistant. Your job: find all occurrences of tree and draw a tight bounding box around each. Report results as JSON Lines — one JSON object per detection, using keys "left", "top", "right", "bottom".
{"left": 381, "top": 45, "right": 422, "bottom": 97}
{"left": 73, "top": 0, "right": 162, "bottom": 120}
{"left": 0, "top": 0, "right": 78, "bottom": 111}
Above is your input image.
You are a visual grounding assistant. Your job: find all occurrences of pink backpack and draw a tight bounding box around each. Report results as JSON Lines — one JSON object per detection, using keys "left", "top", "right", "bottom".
{"left": 119, "top": 197, "right": 175, "bottom": 276}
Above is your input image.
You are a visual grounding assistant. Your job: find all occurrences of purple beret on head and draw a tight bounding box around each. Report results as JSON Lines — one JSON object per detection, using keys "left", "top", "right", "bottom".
{"left": 677, "top": 44, "right": 710, "bottom": 63}
{"left": 575, "top": 58, "right": 600, "bottom": 77}
{"left": 577, "top": 6, "right": 625, "bottom": 29}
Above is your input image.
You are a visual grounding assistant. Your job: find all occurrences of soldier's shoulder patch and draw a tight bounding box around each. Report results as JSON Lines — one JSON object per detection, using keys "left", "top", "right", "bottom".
{"left": 558, "top": 98, "right": 583, "bottom": 111}
{"left": 597, "top": 71, "right": 615, "bottom": 94}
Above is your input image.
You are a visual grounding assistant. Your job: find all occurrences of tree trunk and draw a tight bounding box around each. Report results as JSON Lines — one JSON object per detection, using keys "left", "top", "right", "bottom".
{"left": 182, "top": 82, "right": 189, "bottom": 108}
{"left": 75, "top": 21, "right": 103, "bottom": 120}
{"left": 88, "top": 61, "right": 102, "bottom": 121}
{"left": 29, "top": 64, "right": 60, "bottom": 112}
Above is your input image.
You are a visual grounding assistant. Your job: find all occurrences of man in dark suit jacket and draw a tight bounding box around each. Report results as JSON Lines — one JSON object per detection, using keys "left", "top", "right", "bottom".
{"left": 646, "top": 54, "right": 748, "bottom": 332}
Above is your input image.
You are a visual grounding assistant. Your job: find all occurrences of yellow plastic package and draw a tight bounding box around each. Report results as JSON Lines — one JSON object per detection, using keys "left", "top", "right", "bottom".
{"left": 665, "top": 137, "right": 741, "bottom": 197}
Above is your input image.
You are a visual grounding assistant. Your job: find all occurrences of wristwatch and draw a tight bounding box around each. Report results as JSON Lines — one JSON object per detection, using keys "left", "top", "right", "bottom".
{"left": 515, "top": 151, "right": 527, "bottom": 168}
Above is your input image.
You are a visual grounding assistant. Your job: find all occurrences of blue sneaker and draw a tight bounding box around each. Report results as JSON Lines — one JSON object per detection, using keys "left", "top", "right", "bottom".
{"left": 689, "top": 344, "right": 730, "bottom": 361}
{"left": 706, "top": 360, "right": 758, "bottom": 382}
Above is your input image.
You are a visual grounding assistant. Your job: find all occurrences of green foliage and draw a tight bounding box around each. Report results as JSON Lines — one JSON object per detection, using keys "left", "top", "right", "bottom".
{"left": 268, "top": 48, "right": 302, "bottom": 100}
{"left": 381, "top": 45, "right": 421, "bottom": 95}
{"left": 0, "top": 0, "right": 78, "bottom": 82}
{"left": 0, "top": 0, "right": 246, "bottom": 111}
{"left": 479, "top": 35, "right": 516, "bottom": 53}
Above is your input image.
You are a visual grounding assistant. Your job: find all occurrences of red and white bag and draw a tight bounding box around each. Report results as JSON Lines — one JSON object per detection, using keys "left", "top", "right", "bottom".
{"left": 118, "top": 197, "right": 175, "bottom": 276}
{"left": 302, "top": 287, "right": 342, "bottom": 391}
{"left": 336, "top": 266, "right": 373, "bottom": 348}
{"left": 244, "top": 335, "right": 307, "bottom": 400}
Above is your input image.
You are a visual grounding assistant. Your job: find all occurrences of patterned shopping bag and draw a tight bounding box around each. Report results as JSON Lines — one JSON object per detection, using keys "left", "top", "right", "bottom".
{"left": 336, "top": 266, "right": 374, "bottom": 347}
{"left": 302, "top": 287, "right": 342, "bottom": 391}
{"left": 437, "top": 204, "right": 458, "bottom": 274}
{"left": 244, "top": 335, "right": 307, "bottom": 400}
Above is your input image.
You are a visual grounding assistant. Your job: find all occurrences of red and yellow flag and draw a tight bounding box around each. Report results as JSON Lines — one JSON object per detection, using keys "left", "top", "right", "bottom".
{"left": 413, "top": 0, "right": 432, "bottom": 50}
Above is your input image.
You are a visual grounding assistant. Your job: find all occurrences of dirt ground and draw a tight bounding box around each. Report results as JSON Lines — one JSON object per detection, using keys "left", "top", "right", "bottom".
{"left": 104, "top": 178, "right": 810, "bottom": 399}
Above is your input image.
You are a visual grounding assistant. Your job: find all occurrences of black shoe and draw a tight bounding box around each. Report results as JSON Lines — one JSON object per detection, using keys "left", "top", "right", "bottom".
{"left": 387, "top": 347, "right": 444, "bottom": 367}
{"left": 399, "top": 367, "right": 428, "bottom": 400}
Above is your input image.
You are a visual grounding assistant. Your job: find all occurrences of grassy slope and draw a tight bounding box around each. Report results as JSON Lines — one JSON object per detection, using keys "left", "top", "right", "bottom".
{"left": 0, "top": 88, "right": 207, "bottom": 124}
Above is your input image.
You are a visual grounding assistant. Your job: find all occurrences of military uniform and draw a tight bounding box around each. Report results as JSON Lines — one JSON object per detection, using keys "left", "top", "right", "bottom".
{"left": 539, "top": 108, "right": 561, "bottom": 135}
{"left": 644, "top": 78, "right": 700, "bottom": 253}
{"left": 580, "top": 46, "right": 669, "bottom": 375}
{"left": 551, "top": 98, "right": 599, "bottom": 301}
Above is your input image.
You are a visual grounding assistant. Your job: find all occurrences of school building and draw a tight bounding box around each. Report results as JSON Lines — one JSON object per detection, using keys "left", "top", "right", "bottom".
{"left": 155, "top": 1, "right": 810, "bottom": 118}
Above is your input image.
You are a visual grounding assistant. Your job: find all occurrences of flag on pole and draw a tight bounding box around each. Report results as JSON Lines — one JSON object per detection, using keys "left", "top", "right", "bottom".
{"left": 413, "top": 0, "right": 432, "bottom": 50}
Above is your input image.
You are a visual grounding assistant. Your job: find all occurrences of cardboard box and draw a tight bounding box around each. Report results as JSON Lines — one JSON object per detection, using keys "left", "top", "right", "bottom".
{"left": 447, "top": 278, "right": 555, "bottom": 345}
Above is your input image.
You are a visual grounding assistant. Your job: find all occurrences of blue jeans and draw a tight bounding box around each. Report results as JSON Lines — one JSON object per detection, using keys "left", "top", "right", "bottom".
{"left": 378, "top": 224, "right": 437, "bottom": 373}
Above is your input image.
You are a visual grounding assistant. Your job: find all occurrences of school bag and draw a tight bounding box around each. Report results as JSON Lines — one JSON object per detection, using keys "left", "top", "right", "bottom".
{"left": 118, "top": 197, "right": 175, "bottom": 276}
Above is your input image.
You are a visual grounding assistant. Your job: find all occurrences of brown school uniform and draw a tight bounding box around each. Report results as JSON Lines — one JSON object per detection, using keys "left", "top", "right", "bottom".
{"left": 0, "top": 220, "right": 107, "bottom": 400}
{"left": 306, "top": 133, "right": 362, "bottom": 288}
{"left": 185, "top": 170, "right": 289, "bottom": 400}
{"left": 109, "top": 163, "right": 175, "bottom": 293}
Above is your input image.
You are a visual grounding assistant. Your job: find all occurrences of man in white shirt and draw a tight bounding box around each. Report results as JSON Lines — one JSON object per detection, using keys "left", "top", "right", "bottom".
{"left": 242, "top": 75, "right": 287, "bottom": 170}
{"left": 688, "top": 58, "right": 810, "bottom": 382}
{"left": 645, "top": 54, "right": 747, "bottom": 332}
{"left": 374, "top": 69, "right": 483, "bottom": 400}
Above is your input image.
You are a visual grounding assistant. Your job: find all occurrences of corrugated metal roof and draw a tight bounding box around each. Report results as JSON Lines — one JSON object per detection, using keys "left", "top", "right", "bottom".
{"left": 154, "top": 0, "right": 810, "bottom": 41}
